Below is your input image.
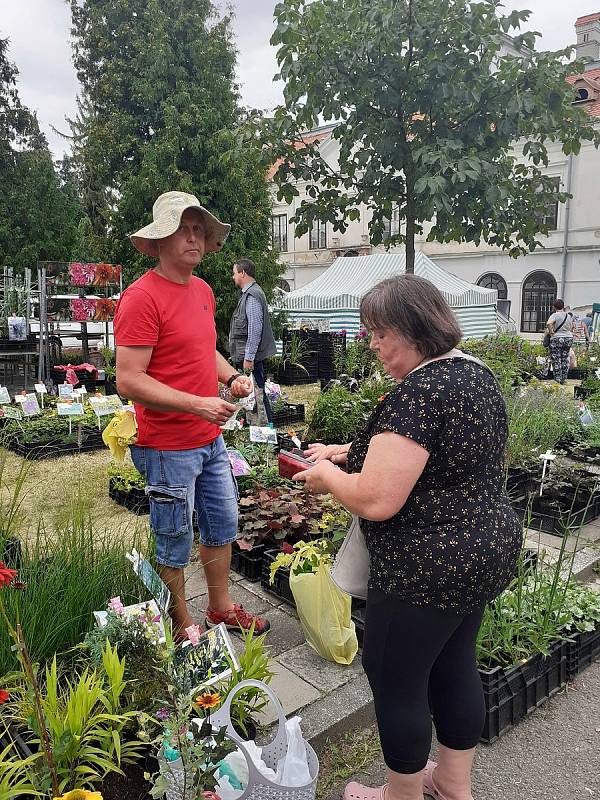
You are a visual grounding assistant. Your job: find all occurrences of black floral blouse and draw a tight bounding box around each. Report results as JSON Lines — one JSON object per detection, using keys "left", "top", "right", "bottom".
{"left": 347, "top": 359, "right": 522, "bottom": 614}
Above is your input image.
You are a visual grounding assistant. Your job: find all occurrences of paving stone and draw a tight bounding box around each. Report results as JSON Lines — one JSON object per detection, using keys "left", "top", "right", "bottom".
{"left": 257, "top": 661, "right": 321, "bottom": 726}
{"left": 226, "top": 606, "right": 306, "bottom": 660}
{"left": 278, "top": 642, "right": 363, "bottom": 692}
{"left": 238, "top": 578, "right": 289, "bottom": 609}
{"left": 187, "top": 580, "right": 272, "bottom": 624}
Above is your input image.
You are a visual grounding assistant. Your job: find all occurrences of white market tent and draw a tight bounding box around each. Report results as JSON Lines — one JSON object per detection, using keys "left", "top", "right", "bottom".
{"left": 282, "top": 252, "right": 498, "bottom": 339}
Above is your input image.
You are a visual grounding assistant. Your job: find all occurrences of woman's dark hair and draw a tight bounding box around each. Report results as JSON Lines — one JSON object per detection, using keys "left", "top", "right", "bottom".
{"left": 360, "top": 275, "right": 462, "bottom": 358}
{"left": 554, "top": 298, "right": 565, "bottom": 310}
{"left": 235, "top": 258, "right": 256, "bottom": 278}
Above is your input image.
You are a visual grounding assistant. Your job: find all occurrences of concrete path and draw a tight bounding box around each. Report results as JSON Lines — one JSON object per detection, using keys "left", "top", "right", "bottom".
{"left": 320, "top": 659, "right": 600, "bottom": 800}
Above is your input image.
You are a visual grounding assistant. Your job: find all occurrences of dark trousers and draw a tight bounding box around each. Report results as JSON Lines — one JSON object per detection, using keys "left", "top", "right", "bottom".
{"left": 234, "top": 359, "right": 273, "bottom": 423}
{"left": 549, "top": 337, "right": 572, "bottom": 384}
{"left": 361, "top": 590, "right": 486, "bottom": 774}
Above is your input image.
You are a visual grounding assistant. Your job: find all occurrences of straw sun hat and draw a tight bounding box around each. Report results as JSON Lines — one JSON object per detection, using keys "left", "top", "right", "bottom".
{"left": 130, "top": 191, "right": 231, "bottom": 257}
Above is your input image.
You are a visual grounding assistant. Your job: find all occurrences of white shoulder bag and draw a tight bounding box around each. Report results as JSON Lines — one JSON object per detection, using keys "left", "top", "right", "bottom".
{"left": 329, "top": 349, "right": 490, "bottom": 599}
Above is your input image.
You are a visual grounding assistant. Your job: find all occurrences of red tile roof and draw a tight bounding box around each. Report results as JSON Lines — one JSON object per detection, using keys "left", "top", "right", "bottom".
{"left": 567, "top": 68, "right": 600, "bottom": 117}
{"left": 267, "top": 127, "right": 335, "bottom": 180}
{"left": 575, "top": 12, "right": 600, "bottom": 25}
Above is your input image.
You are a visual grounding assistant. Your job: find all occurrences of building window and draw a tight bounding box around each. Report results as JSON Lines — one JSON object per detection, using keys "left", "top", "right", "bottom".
{"left": 583, "top": 33, "right": 590, "bottom": 42}
{"left": 383, "top": 206, "right": 400, "bottom": 241}
{"left": 271, "top": 214, "right": 288, "bottom": 252}
{"left": 310, "top": 218, "right": 327, "bottom": 250}
{"left": 276, "top": 278, "right": 291, "bottom": 292}
{"left": 540, "top": 176, "right": 560, "bottom": 231}
{"left": 521, "top": 271, "right": 557, "bottom": 333}
{"left": 477, "top": 273, "right": 508, "bottom": 300}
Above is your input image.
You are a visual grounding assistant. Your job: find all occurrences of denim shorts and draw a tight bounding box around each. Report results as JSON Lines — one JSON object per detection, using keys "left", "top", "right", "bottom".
{"left": 130, "top": 435, "right": 238, "bottom": 569}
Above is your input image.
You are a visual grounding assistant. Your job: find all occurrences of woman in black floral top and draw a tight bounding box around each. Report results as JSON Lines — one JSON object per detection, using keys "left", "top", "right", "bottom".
{"left": 295, "top": 276, "right": 521, "bottom": 800}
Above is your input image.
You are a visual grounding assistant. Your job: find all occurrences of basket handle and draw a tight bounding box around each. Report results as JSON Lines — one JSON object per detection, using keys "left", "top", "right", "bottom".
{"left": 210, "top": 679, "right": 288, "bottom": 744}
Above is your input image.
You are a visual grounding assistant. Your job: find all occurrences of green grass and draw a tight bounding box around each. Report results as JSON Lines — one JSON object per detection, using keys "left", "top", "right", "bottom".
{"left": 317, "top": 726, "right": 381, "bottom": 800}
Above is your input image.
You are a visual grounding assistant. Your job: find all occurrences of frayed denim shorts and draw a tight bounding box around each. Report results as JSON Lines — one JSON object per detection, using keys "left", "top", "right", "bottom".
{"left": 130, "top": 435, "right": 238, "bottom": 569}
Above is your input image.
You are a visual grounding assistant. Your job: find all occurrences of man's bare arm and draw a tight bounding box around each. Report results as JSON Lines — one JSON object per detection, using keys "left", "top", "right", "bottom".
{"left": 116, "top": 345, "right": 235, "bottom": 426}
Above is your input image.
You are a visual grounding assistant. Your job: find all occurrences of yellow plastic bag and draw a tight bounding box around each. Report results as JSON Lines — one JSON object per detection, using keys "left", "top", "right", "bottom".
{"left": 290, "top": 561, "right": 358, "bottom": 665}
{"left": 102, "top": 409, "right": 137, "bottom": 461}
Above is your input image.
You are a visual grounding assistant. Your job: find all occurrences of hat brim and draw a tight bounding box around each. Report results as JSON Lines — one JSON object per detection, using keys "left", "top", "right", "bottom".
{"left": 130, "top": 204, "right": 231, "bottom": 257}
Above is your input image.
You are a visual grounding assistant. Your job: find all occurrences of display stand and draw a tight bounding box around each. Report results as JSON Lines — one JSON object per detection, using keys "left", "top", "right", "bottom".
{"left": 36, "top": 261, "right": 122, "bottom": 383}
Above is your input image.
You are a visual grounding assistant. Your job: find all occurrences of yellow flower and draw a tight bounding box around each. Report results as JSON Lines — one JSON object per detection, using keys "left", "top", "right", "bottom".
{"left": 53, "top": 791, "right": 103, "bottom": 800}
{"left": 194, "top": 691, "right": 221, "bottom": 710}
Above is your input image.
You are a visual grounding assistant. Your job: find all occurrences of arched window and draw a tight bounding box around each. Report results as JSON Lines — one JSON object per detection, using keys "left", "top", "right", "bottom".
{"left": 477, "top": 272, "right": 508, "bottom": 300}
{"left": 276, "top": 278, "right": 291, "bottom": 292}
{"left": 521, "top": 271, "right": 557, "bottom": 333}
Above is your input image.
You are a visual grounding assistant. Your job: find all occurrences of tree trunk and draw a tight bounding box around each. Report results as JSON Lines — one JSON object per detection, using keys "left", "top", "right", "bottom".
{"left": 405, "top": 173, "right": 416, "bottom": 274}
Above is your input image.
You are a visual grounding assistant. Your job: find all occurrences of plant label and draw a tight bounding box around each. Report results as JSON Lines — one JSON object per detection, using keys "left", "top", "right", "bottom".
{"left": 58, "top": 383, "right": 74, "bottom": 399}
{"left": 34, "top": 383, "right": 47, "bottom": 395}
{"left": 57, "top": 402, "right": 84, "bottom": 416}
{"left": 93, "top": 599, "right": 167, "bottom": 643}
{"left": 14, "top": 394, "right": 27, "bottom": 403}
{"left": 249, "top": 425, "right": 278, "bottom": 444}
{"left": 126, "top": 549, "right": 171, "bottom": 613}
{"left": 73, "top": 387, "right": 87, "bottom": 399}
{"left": 21, "top": 394, "right": 41, "bottom": 417}
{"left": 90, "top": 400, "right": 119, "bottom": 417}
{"left": 227, "top": 448, "right": 251, "bottom": 477}
{"left": 173, "top": 623, "right": 238, "bottom": 691}
{"left": 0, "top": 387, "right": 11, "bottom": 404}
{"left": 0, "top": 406, "right": 22, "bottom": 420}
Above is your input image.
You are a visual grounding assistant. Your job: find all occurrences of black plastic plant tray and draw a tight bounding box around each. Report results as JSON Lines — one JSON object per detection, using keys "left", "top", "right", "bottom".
{"left": 261, "top": 548, "right": 295, "bottom": 606}
{"left": 272, "top": 403, "right": 306, "bottom": 427}
{"left": 230, "top": 541, "right": 265, "bottom": 582}
{"left": 8, "top": 430, "right": 105, "bottom": 460}
{"left": 478, "top": 639, "right": 568, "bottom": 744}
{"left": 108, "top": 478, "right": 149, "bottom": 515}
{"left": 566, "top": 623, "right": 600, "bottom": 679}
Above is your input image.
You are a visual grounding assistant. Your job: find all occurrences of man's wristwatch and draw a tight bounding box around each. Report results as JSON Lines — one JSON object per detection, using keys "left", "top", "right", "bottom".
{"left": 226, "top": 373, "right": 242, "bottom": 388}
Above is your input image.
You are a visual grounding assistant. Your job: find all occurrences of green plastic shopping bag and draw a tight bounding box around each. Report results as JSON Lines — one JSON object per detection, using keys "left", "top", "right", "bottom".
{"left": 290, "top": 560, "right": 358, "bottom": 665}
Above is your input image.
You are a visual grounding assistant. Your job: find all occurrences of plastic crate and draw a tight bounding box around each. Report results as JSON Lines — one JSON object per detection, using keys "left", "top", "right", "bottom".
{"left": 261, "top": 548, "right": 295, "bottom": 606}
{"left": 513, "top": 491, "right": 599, "bottom": 535}
{"left": 479, "top": 639, "right": 568, "bottom": 743}
{"left": 272, "top": 402, "right": 306, "bottom": 427}
{"left": 230, "top": 541, "right": 265, "bottom": 582}
{"left": 50, "top": 366, "right": 97, "bottom": 393}
{"left": 566, "top": 624, "right": 600, "bottom": 678}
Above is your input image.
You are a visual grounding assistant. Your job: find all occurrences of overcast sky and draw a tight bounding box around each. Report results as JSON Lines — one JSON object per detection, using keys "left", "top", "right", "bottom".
{"left": 1, "top": 0, "right": 597, "bottom": 158}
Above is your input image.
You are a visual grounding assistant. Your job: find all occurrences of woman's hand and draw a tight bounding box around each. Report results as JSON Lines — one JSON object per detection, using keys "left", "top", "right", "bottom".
{"left": 304, "top": 442, "right": 349, "bottom": 465}
{"left": 293, "top": 460, "right": 337, "bottom": 494}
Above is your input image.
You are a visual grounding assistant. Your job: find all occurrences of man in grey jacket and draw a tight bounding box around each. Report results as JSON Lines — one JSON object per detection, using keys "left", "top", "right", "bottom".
{"left": 229, "top": 258, "right": 277, "bottom": 422}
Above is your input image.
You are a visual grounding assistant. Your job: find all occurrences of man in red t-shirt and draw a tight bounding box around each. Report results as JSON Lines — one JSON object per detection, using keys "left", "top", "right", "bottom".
{"left": 115, "top": 191, "right": 270, "bottom": 639}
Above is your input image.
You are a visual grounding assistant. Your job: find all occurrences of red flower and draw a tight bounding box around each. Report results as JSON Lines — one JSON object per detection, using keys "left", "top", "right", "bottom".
{"left": 0, "top": 689, "right": 9, "bottom": 704}
{"left": 0, "top": 562, "right": 17, "bottom": 588}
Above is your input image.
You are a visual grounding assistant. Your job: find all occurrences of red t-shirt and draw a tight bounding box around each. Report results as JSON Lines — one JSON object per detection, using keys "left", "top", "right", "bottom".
{"left": 114, "top": 270, "right": 221, "bottom": 450}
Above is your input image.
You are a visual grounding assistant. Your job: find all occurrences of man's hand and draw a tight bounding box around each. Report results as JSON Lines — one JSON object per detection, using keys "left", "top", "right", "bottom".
{"left": 229, "top": 375, "right": 253, "bottom": 398}
{"left": 194, "top": 397, "right": 237, "bottom": 425}
{"left": 243, "top": 359, "right": 254, "bottom": 371}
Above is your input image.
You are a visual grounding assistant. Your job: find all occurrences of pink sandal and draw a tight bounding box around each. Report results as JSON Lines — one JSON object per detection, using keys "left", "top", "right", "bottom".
{"left": 423, "top": 761, "right": 449, "bottom": 800}
{"left": 343, "top": 782, "right": 388, "bottom": 800}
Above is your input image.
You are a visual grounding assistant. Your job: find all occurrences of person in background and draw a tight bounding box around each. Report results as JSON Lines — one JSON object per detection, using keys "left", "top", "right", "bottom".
{"left": 115, "top": 191, "right": 270, "bottom": 639}
{"left": 572, "top": 314, "right": 591, "bottom": 350}
{"left": 297, "top": 275, "right": 521, "bottom": 800}
{"left": 229, "top": 258, "right": 277, "bottom": 423}
{"left": 545, "top": 299, "right": 574, "bottom": 384}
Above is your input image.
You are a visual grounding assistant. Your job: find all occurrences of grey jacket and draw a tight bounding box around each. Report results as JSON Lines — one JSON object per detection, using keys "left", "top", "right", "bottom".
{"left": 228, "top": 282, "right": 277, "bottom": 363}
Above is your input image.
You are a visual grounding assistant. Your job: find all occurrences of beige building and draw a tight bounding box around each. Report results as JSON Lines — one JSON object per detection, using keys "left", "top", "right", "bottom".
{"left": 271, "top": 14, "right": 600, "bottom": 338}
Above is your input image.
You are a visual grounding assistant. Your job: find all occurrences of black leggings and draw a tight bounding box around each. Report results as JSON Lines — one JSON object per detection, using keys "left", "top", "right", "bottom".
{"left": 362, "top": 590, "right": 485, "bottom": 774}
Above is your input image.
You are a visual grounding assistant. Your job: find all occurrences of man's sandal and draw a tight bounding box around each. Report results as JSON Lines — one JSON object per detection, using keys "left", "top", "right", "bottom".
{"left": 343, "top": 782, "right": 388, "bottom": 800}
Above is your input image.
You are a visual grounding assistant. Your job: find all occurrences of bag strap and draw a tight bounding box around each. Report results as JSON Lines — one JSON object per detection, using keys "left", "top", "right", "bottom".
{"left": 553, "top": 313, "right": 568, "bottom": 335}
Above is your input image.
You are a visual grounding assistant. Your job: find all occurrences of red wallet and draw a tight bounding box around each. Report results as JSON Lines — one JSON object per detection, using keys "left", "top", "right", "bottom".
{"left": 278, "top": 449, "right": 313, "bottom": 479}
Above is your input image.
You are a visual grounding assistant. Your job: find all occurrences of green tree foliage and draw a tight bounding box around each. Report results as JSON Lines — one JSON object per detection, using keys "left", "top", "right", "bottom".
{"left": 69, "top": 0, "right": 282, "bottom": 344}
{"left": 266, "top": 0, "right": 600, "bottom": 272}
{"left": 0, "top": 38, "right": 82, "bottom": 271}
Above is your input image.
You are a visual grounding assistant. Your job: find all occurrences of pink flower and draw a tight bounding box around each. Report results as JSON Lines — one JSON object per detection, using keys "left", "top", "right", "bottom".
{"left": 108, "top": 596, "right": 125, "bottom": 615}
{"left": 185, "top": 624, "right": 203, "bottom": 646}
{"left": 70, "top": 262, "right": 96, "bottom": 286}
{"left": 71, "top": 298, "right": 97, "bottom": 321}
